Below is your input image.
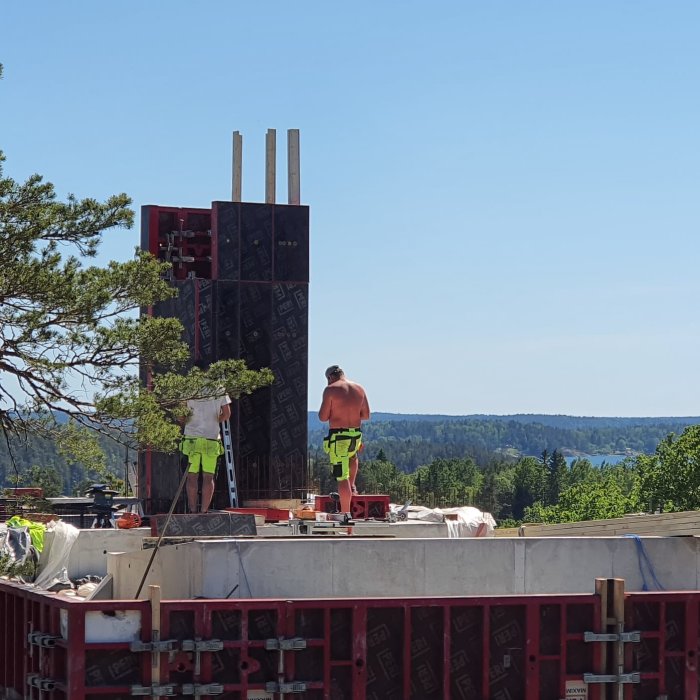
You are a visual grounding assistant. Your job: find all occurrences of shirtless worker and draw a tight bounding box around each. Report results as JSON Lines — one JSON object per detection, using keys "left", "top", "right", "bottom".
{"left": 318, "top": 365, "right": 370, "bottom": 519}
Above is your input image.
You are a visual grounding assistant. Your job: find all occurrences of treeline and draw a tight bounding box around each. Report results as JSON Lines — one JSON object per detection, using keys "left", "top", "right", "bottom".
{"left": 309, "top": 415, "right": 700, "bottom": 471}
{"left": 309, "top": 412, "right": 700, "bottom": 430}
{"left": 310, "top": 425, "right": 700, "bottom": 526}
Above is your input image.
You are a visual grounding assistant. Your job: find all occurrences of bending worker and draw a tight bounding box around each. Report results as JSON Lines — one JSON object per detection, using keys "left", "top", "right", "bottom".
{"left": 318, "top": 365, "right": 370, "bottom": 519}
{"left": 181, "top": 388, "right": 231, "bottom": 513}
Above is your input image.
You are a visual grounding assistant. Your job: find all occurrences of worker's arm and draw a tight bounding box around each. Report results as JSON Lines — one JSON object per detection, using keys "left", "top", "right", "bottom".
{"left": 219, "top": 402, "right": 231, "bottom": 423}
{"left": 360, "top": 392, "right": 370, "bottom": 422}
{"left": 318, "top": 387, "right": 332, "bottom": 422}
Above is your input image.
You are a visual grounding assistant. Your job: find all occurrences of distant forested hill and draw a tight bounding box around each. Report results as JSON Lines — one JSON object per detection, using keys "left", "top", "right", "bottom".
{"left": 308, "top": 412, "right": 700, "bottom": 471}
{"left": 0, "top": 431, "right": 128, "bottom": 495}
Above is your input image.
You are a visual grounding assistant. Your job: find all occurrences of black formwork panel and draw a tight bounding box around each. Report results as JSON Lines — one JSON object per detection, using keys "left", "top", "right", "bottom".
{"left": 273, "top": 204, "right": 309, "bottom": 282}
{"left": 450, "top": 606, "right": 484, "bottom": 698}
{"left": 212, "top": 201, "right": 240, "bottom": 281}
{"left": 198, "top": 279, "right": 214, "bottom": 366}
{"left": 270, "top": 283, "right": 308, "bottom": 496}
{"left": 410, "top": 607, "right": 445, "bottom": 699}
{"left": 139, "top": 451, "right": 185, "bottom": 516}
{"left": 211, "top": 280, "right": 242, "bottom": 508}
{"left": 489, "top": 605, "right": 526, "bottom": 699}
{"left": 213, "top": 281, "right": 241, "bottom": 360}
{"left": 237, "top": 284, "right": 273, "bottom": 495}
{"left": 151, "top": 280, "right": 197, "bottom": 352}
{"left": 240, "top": 204, "right": 273, "bottom": 282}
{"left": 239, "top": 283, "right": 272, "bottom": 369}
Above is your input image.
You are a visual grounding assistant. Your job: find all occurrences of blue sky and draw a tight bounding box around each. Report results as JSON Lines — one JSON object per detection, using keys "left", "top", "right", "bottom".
{"left": 3, "top": 1, "right": 699, "bottom": 416}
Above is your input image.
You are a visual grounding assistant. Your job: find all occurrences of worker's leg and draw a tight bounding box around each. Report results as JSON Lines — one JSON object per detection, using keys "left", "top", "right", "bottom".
{"left": 201, "top": 473, "right": 215, "bottom": 513}
{"left": 349, "top": 455, "right": 359, "bottom": 495}
{"left": 182, "top": 438, "right": 202, "bottom": 513}
{"left": 198, "top": 437, "right": 221, "bottom": 513}
{"left": 186, "top": 472, "right": 200, "bottom": 512}
{"left": 337, "top": 477, "right": 352, "bottom": 515}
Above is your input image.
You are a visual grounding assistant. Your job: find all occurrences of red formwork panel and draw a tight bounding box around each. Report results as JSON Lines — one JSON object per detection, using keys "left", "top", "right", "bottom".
{"left": 625, "top": 591, "right": 700, "bottom": 700}
{"left": 2, "top": 579, "right": 699, "bottom": 700}
{"left": 315, "top": 494, "right": 391, "bottom": 520}
{"left": 141, "top": 205, "right": 213, "bottom": 281}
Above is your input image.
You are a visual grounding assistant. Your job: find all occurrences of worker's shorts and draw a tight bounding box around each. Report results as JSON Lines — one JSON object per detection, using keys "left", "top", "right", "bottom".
{"left": 323, "top": 428, "right": 362, "bottom": 482}
{"left": 181, "top": 437, "right": 224, "bottom": 474}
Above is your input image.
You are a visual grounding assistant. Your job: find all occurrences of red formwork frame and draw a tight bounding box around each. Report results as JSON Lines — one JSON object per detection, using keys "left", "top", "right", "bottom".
{"left": 1, "top": 579, "right": 699, "bottom": 700}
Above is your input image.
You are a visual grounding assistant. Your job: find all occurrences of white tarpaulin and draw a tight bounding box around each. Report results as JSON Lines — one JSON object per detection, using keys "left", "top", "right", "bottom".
{"left": 390, "top": 504, "right": 497, "bottom": 537}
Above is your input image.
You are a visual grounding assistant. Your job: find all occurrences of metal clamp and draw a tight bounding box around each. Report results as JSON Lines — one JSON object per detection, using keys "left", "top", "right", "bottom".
{"left": 26, "top": 674, "right": 57, "bottom": 691}
{"left": 181, "top": 639, "right": 224, "bottom": 652}
{"left": 583, "top": 672, "right": 641, "bottom": 684}
{"left": 181, "top": 684, "right": 224, "bottom": 696}
{"left": 27, "top": 632, "right": 60, "bottom": 648}
{"left": 265, "top": 637, "right": 307, "bottom": 651}
{"left": 584, "top": 631, "right": 641, "bottom": 643}
{"left": 130, "top": 684, "right": 177, "bottom": 696}
{"left": 265, "top": 681, "right": 308, "bottom": 694}
{"left": 130, "top": 639, "right": 178, "bottom": 653}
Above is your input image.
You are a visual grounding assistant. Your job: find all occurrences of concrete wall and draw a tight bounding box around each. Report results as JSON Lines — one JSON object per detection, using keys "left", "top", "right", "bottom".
{"left": 109, "top": 535, "right": 700, "bottom": 600}
{"left": 40, "top": 527, "right": 148, "bottom": 579}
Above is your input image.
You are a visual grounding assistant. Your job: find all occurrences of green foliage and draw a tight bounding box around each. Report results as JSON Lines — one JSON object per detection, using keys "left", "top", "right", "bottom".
{"left": 19, "top": 465, "right": 63, "bottom": 498}
{"left": 524, "top": 476, "right": 632, "bottom": 524}
{"left": 0, "top": 551, "right": 36, "bottom": 579}
{"left": 512, "top": 457, "right": 548, "bottom": 519}
{"left": 412, "top": 457, "right": 482, "bottom": 506}
{"left": 636, "top": 426, "right": 700, "bottom": 512}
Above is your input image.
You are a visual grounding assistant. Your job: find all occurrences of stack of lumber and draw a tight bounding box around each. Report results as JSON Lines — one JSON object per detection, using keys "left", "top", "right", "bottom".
{"left": 495, "top": 510, "right": 700, "bottom": 537}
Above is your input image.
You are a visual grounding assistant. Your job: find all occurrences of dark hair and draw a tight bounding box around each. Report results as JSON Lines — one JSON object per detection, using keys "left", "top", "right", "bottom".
{"left": 325, "top": 365, "right": 343, "bottom": 379}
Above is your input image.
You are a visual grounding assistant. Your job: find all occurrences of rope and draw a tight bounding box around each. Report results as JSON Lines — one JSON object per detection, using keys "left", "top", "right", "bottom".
{"left": 624, "top": 534, "right": 665, "bottom": 591}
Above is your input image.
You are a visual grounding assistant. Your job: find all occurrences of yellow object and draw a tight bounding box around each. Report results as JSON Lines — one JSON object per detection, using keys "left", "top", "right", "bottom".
{"left": 294, "top": 504, "right": 318, "bottom": 520}
{"left": 323, "top": 429, "right": 362, "bottom": 481}
{"left": 6, "top": 516, "right": 46, "bottom": 553}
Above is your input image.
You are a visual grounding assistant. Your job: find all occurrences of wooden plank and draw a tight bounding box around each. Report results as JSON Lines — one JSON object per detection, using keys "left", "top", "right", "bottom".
{"left": 287, "top": 128, "right": 300, "bottom": 205}
{"left": 142, "top": 535, "right": 258, "bottom": 549}
{"left": 513, "top": 510, "right": 700, "bottom": 537}
{"left": 265, "top": 128, "right": 276, "bottom": 204}
{"left": 149, "top": 584, "right": 161, "bottom": 697}
{"left": 232, "top": 130, "right": 243, "bottom": 202}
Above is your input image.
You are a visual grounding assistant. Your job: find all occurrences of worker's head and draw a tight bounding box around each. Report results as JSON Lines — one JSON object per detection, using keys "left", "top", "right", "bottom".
{"left": 325, "top": 365, "right": 344, "bottom": 384}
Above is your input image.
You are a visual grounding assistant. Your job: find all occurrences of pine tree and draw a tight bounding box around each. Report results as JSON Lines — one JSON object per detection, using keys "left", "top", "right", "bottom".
{"left": 0, "top": 64, "right": 273, "bottom": 466}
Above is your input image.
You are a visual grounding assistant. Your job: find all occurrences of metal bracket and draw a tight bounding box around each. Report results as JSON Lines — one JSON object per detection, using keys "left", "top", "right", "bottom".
{"left": 265, "top": 681, "right": 308, "bottom": 693}
{"left": 181, "top": 683, "right": 224, "bottom": 696}
{"left": 130, "top": 639, "right": 178, "bottom": 653}
{"left": 130, "top": 684, "right": 177, "bottom": 696}
{"left": 584, "top": 631, "right": 641, "bottom": 643}
{"left": 265, "top": 637, "right": 307, "bottom": 651}
{"left": 27, "top": 631, "right": 60, "bottom": 648}
{"left": 26, "top": 674, "right": 57, "bottom": 691}
{"left": 583, "top": 672, "right": 641, "bottom": 684}
{"left": 182, "top": 639, "right": 224, "bottom": 652}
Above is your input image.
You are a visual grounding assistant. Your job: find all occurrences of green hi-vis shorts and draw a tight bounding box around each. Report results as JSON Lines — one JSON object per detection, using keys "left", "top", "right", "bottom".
{"left": 181, "top": 436, "right": 224, "bottom": 474}
{"left": 323, "top": 428, "right": 363, "bottom": 482}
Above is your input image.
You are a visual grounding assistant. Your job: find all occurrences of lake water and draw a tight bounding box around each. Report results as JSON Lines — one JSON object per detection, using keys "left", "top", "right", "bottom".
{"left": 565, "top": 454, "right": 630, "bottom": 467}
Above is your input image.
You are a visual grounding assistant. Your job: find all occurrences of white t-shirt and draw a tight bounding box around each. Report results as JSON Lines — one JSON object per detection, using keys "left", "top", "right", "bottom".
{"left": 184, "top": 394, "right": 231, "bottom": 440}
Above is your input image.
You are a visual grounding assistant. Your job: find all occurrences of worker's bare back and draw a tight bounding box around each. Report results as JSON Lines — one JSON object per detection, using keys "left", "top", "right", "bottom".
{"left": 319, "top": 378, "right": 370, "bottom": 428}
